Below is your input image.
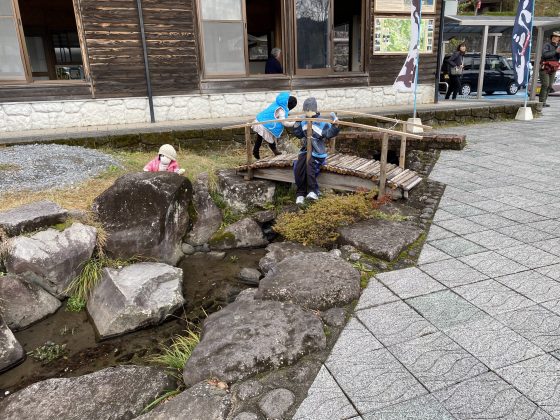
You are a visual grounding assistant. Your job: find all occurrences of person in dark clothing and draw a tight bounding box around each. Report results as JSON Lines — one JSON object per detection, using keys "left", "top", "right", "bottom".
{"left": 539, "top": 31, "right": 560, "bottom": 107}
{"left": 445, "top": 43, "right": 467, "bottom": 100}
{"left": 292, "top": 98, "right": 340, "bottom": 205}
{"left": 265, "top": 48, "right": 283, "bottom": 74}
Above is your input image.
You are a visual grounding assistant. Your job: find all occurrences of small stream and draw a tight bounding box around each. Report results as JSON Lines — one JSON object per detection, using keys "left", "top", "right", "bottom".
{"left": 0, "top": 248, "right": 266, "bottom": 394}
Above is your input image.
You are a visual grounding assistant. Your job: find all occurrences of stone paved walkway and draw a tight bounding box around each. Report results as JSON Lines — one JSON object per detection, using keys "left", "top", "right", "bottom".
{"left": 295, "top": 98, "right": 560, "bottom": 419}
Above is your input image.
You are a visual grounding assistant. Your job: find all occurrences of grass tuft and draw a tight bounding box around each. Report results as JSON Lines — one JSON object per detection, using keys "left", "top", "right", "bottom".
{"left": 147, "top": 328, "right": 200, "bottom": 371}
{"left": 28, "top": 342, "right": 67, "bottom": 364}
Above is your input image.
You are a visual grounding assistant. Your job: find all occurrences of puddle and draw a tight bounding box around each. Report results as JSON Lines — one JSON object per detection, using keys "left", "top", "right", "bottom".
{"left": 0, "top": 248, "right": 266, "bottom": 394}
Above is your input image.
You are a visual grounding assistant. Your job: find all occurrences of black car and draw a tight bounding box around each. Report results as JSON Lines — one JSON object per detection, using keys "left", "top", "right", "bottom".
{"left": 440, "top": 53, "right": 519, "bottom": 96}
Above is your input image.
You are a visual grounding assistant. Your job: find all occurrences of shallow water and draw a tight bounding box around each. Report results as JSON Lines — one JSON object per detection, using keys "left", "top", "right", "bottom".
{"left": 0, "top": 248, "right": 265, "bottom": 394}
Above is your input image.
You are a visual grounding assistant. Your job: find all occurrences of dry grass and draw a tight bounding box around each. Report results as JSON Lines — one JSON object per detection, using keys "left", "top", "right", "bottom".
{"left": 0, "top": 147, "right": 245, "bottom": 213}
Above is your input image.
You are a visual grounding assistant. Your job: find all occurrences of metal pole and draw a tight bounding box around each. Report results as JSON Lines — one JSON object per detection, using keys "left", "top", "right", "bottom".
{"left": 136, "top": 0, "right": 155, "bottom": 123}
{"left": 523, "top": 0, "right": 536, "bottom": 108}
{"left": 476, "top": 25, "right": 489, "bottom": 99}
{"left": 412, "top": 0, "right": 423, "bottom": 119}
{"left": 530, "top": 26, "right": 544, "bottom": 101}
{"left": 434, "top": 0, "right": 446, "bottom": 103}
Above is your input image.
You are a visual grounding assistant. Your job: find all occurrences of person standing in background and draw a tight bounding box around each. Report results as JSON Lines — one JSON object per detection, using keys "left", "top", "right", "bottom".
{"left": 539, "top": 31, "right": 560, "bottom": 108}
{"left": 445, "top": 43, "right": 467, "bottom": 100}
{"left": 265, "top": 48, "right": 283, "bottom": 74}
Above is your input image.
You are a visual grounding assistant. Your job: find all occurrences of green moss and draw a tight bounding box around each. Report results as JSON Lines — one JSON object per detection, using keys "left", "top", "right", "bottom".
{"left": 52, "top": 219, "right": 74, "bottom": 232}
{"left": 323, "top": 325, "right": 332, "bottom": 338}
{"left": 208, "top": 230, "right": 236, "bottom": 246}
{"left": 66, "top": 295, "right": 86, "bottom": 312}
{"left": 360, "top": 272, "right": 370, "bottom": 289}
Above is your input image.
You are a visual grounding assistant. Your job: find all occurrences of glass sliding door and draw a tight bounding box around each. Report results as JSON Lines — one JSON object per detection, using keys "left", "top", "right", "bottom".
{"left": 0, "top": 0, "right": 28, "bottom": 81}
{"left": 200, "top": 0, "right": 247, "bottom": 76}
{"left": 295, "top": 0, "right": 331, "bottom": 73}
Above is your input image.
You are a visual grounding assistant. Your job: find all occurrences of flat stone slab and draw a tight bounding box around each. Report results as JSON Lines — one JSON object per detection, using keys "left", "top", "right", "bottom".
{"left": 0, "top": 274, "right": 61, "bottom": 331}
{"left": 255, "top": 252, "right": 361, "bottom": 310}
{"left": 183, "top": 290, "right": 326, "bottom": 387}
{"left": 0, "top": 318, "right": 25, "bottom": 373}
{"left": 376, "top": 267, "right": 445, "bottom": 299}
{"left": 0, "top": 365, "right": 173, "bottom": 420}
{"left": 87, "top": 262, "right": 184, "bottom": 338}
{"left": 338, "top": 219, "right": 423, "bottom": 261}
{"left": 259, "top": 242, "right": 325, "bottom": 275}
{"left": 0, "top": 201, "right": 67, "bottom": 237}
{"left": 363, "top": 394, "right": 455, "bottom": 420}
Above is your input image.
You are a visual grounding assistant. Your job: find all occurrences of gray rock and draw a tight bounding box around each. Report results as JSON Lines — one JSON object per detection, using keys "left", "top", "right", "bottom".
{"left": 0, "top": 274, "right": 61, "bottom": 331}
{"left": 253, "top": 210, "right": 275, "bottom": 225}
{"left": 349, "top": 252, "right": 361, "bottom": 262}
{"left": 0, "top": 201, "right": 67, "bottom": 237}
{"left": 208, "top": 251, "right": 226, "bottom": 260}
{"left": 340, "top": 245, "right": 358, "bottom": 258}
{"left": 87, "top": 262, "right": 184, "bottom": 338}
{"left": 186, "top": 173, "right": 223, "bottom": 247}
{"left": 255, "top": 252, "right": 361, "bottom": 310}
{"left": 92, "top": 172, "right": 192, "bottom": 265}
{"left": 330, "top": 249, "right": 342, "bottom": 258}
{"left": 322, "top": 307, "right": 347, "bottom": 328}
{"left": 210, "top": 218, "right": 268, "bottom": 250}
{"left": 0, "top": 365, "right": 173, "bottom": 420}
{"left": 0, "top": 317, "right": 25, "bottom": 373}
{"left": 259, "top": 242, "right": 325, "bottom": 275}
{"left": 4, "top": 223, "right": 97, "bottom": 297}
{"left": 234, "top": 379, "right": 264, "bottom": 401}
{"left": 136, "top": 380, "right": 231, "bottom": 420}
{"left": 339, "top": 219, "right": 423, "bottom": 261}
{"left": 238, "top": 268, "right": 262, "bottom": 286}
{"left": 183, "top": 297, "right": 325, "bottom": 387}
{"left": 216, "top": 170, "right": 275, "bottom": 212}
{"left": 232, "top": 413, "right": 259, "bottom": 420}
{"left": 181, "top": 243, "right": 195, "bottom": 255}
{"left": 258, "top": 388, "right": 295, "bottom": 419}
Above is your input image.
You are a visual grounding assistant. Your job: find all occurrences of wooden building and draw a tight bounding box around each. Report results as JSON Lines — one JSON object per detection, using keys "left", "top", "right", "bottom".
{"left": 0, "top": 0, "right": 443, "bottom": 132}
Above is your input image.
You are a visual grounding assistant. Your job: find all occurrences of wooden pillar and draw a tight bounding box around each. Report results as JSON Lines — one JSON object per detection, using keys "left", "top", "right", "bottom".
{"left": 245, "top": 126, "right": 253, "bottom": 180}
{"left": 306, "top": 118, "right": 313, "bottom": 164}
{"left": 378, "top": 132, "right": 388, "bottom": 200}
{"left": 399, "top": 124, "right": 407, "bottom": 169}
{"left": 329, "top": 137, "right": 337, "bottom": 154}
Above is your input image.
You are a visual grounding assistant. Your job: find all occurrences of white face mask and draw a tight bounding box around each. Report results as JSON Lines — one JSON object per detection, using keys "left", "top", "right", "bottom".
{"left": 160, "top": 155, "right": 172, "bottom": 165}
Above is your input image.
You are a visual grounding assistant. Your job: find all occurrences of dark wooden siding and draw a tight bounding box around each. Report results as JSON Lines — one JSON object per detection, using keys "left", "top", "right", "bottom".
{"left": 0, "top": 82, "right": 92, "bottom": 103}
{"left": 368, "top": 1, "right": 441, "bottom": 86}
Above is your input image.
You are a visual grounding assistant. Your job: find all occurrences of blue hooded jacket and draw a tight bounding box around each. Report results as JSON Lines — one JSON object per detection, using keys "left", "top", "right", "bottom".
{"left": 255, "top": 92, "right": 290, "bottom": 138}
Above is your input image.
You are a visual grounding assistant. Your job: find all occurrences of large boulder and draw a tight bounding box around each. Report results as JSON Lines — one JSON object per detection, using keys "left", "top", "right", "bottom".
{"left": 92, "top": 172, "right": 192, "bottom": 265}
{"left": 209, "top": 218, "right": 268, "bottom": 250}
{"left": 4, "top": 223, "right": 97, "bottom": 297}
{"left": 0, "top": 273, "right": 61, "bottom": 331}
{"left": 259, "top": 242, "right": 326, "bottom": 275}
{"left": 186, "top": 173, "right": 222, "bottom": 247}
{"left": 338, "top": 219, "right": 423, "bottom": 261}
{"left": 216, "top": 170, "right": 275, "bottom": 212}
{"left": 255, "top": 252, "right": 361, "bottom": 310}
{"left": 0, "top": 365, "right": 174, "bottom": 420}
{"left": 87, "top": 262, "right": 184, "bottom": 339}
{"left": 0, "top": 317, "right": 25, "bottom": 373}
{"left": 0, "top": 201, "right": 67, "bottom": 237}
{"left": 183, "top": 290, "right": 326, "bottom": 387}
{"left": 137, "top": 381, "right": 232, "bottom": 420}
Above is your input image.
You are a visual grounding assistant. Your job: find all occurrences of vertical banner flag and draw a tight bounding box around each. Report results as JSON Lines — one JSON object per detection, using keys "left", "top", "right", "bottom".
{"left": 393, "top": 0, "right": 421, "bottom": 92}
{"left": 512, "top": 0, "right": 534, "bottom": 86}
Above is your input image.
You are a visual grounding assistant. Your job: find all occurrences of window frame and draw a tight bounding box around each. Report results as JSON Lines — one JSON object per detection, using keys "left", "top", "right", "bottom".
{"left": 0, "top": 0, "right": 32, "bottom": 83}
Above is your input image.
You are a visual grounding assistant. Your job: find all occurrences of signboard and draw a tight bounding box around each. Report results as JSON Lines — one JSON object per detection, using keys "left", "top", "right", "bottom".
{"left": 374, "top": 17, "right": 434, "bottom": 54}
{"left": 375, "top": 0, "right": 435, "bottom": 14}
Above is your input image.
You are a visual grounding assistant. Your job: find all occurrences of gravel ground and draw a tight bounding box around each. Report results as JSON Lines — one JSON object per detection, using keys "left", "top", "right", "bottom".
{"left": 0, "top": 144, "right": 120, "bottom": 193}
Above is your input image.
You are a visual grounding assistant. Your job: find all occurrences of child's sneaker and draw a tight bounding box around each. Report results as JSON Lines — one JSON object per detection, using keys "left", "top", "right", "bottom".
{"left": 306, "top": 192, "right": 318, "bottom": 201}
{"left": 296, "top": 196, "right": 305, "bottom": 205}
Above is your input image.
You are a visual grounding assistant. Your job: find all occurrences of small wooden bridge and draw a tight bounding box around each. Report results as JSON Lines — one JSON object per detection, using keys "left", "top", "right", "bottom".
{"left": 224, "top": 110, "right": 431, "bottom": 199}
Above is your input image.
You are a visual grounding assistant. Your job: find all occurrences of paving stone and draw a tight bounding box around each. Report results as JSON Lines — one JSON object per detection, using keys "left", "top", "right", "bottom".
{"left": 356, "top": 300, "right": 437, "bottom": 347}
{"left": 445, "top": 315, "right": 544, "bottom": 370}
{"left": 533, "top": 238, "right": 560, "bottom": 257}
{"left": 496, "top": 270, "right": 560, "bottom": 303}
{"left": 497, "top": 209, "right": 549, "bottom": 224}
{"left": 466, "top": 213, "right": 518, "bottom": 230}
{"left": 470, "top": 199, "right": 517, "bottom": 213}
{"left": 355, "top": 279, "right": 399, "bottom": 311}
{"left": 417, "top": 243, "right": 452, "bottom": 265}
{"left": 497, "top": 224, "right": 556, "bottom": 244}
{"left": 443, "top": 203, "right": 487, "bottom": 218}
{"left": 460, "top": 251, "right": 528, "bottom": 278}
{"left": 330, "top": 317, "right": 383, "bottom": 355}
{"left": 526, "top": 205, "right": 560, "bottom": 220}
{"left": 426, "top": 225, "right": 456, "bottom": 242}
{"left": 362, "top": 394, "right": 454, "bottom": 420}
{"left": 536, "top": 264, "right": 560, "bottom": 281}
{"left": 293, "top": 365, "right": 358, "bottom": 420}
{"left": 497, "top": 305, "right": 560, "bottom": 352}
{"left": 390, "top": 332, "right": 487, "bottom": 392}
{"left": 435, "top": 218, "right": 488, "bottom": 236}
{"left": 454, "top": 279, "right": 533, "bottom": 315}
{"left": 430, "top": 236, "right": 487, "bottom": 258}
{"left": 326, "top": 346, "right": 426, "bottom": 414}
{"left": 419, "top": 259, "right": 488, "bottom": 288}
{"left": 407, "top": 290, "right": 485, "bottom": 330}
{"left": 433, "top": 372, "right": 549, "bottom": 420}
{"left": 498, "top": 355, "right": 560, "bottom": 419}
{"left": 432, "top": 210, "right": 457, "bottom": 223}
{"left": 496, "top": 244, "right": 560, "bottom": 270}
{"left": 375, "top": 267, "right": 445, "bottom": 299}
{"left": 529, "top": 220, "right": 560, "bottom": 236}
{"left": 463, "top": 229, "right": 524, "bottom": 251}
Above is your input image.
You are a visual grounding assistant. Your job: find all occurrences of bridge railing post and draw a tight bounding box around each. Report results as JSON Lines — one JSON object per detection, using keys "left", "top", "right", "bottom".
{"left": 399, "top": 123, "right": 407, "bottom": 169}
{"left": 244, "top": 125, "right": 253, "bottom": 180}
{"left": 378, "top": 132, "right": 388, "bottom": 201}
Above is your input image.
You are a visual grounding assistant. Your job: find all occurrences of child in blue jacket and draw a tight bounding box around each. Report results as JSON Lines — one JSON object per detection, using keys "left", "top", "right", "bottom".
{"left": 292, "top": 98, "right": 340, "bottom": 205}
{"left": 252, "top": 92, "right": 297, "bottom": 160}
